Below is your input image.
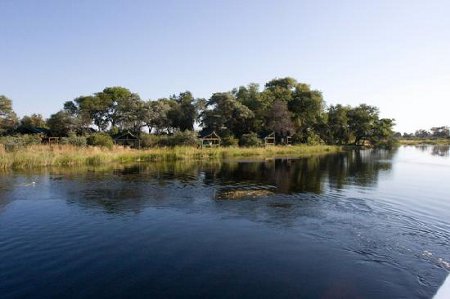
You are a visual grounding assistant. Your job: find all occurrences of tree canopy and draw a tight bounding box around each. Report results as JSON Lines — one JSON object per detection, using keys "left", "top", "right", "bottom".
{"left": 0, "top": 95, "right": 18, "bottom": 135}
{"left": 1, "top": 77, "right": 402, "bottom": 147}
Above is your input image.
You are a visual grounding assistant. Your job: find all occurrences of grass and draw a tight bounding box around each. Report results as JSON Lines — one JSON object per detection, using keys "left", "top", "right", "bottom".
{"left": 398, "top": 138, "right": 450, "bottom": 145}
{"left": 0, "top": 144, "right": 342, "bottom": 170}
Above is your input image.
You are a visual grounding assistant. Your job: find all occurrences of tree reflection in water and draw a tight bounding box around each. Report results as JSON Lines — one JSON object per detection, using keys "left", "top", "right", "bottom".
{"left": 37, "top": 149, "right": 397, "bottom": 214}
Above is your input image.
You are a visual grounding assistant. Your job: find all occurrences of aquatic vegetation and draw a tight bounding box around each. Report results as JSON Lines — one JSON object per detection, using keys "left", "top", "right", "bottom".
{"left": 216, "top": 189, "right": 275, "bottom": 200}
{"left": 0, "top": 144, "right": 341, "bottom": 170}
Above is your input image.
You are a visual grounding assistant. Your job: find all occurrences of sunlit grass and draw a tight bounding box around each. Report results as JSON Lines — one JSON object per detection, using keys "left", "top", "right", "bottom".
{"left": 0, "top": 144, "right": 342, "bottom": 170}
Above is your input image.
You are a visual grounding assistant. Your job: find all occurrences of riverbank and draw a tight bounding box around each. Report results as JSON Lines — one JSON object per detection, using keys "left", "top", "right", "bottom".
{"left": 0, "top": 144, "right": 341, "bottom": 170}
{"left": 398, "top": 138, "right": 450, "bottom": 145}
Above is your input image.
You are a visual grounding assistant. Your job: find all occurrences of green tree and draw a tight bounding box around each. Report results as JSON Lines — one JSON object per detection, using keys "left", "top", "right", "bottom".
{"left": 47, "top": 110, "right": 78, "bottom": 136}
{"left": 201, "top": 92, "right": 254, "bottom": 137}
{"left": 430, "top": 126, "right": 449, "bottom": 138}
{"left": 73, "top": 95, "right": 110, "bottom": 131}
{"left": 168, "top": 91, "right": 197, "bottom": 131}
{"left": 234, "top": 83, "right": 269, "bottom": 133}
{"left": 414, "top": 129, "right": 430, "bottom": 138}
{"left": 262, "top": 77, "right": 297, "bottom": 108}
{"left": 288, "top": 83, "right": 325, "bottom": 141}
{"left": 20, "top": 113, "right": 47, "bottom": 128}
{"left": 95, "top": 87, "right": 142, "bottom": 131}
{"left": 264, "top": 77, "right": 297, "bottom": 92}
{"left": 327, "top": 104, "right": 351, "bottom": 144}
{"left": 348, "top": 104, "right": 379, "bottom": 144}
{"left": 370, "top": 118, "right": 396, "bottom": 147}
{"left": 0, "top": 95, "right": 18, "bottom": 135}
{"left": 144, "top": 99, "right": 175, "bottom": 133}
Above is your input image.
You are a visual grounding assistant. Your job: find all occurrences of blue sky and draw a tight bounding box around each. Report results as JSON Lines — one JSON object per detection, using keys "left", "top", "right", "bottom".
{"left": 1, "top": 0, "right": 449, "bottom": 133}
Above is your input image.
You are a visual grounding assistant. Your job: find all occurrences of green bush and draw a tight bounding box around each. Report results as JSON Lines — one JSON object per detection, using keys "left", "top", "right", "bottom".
{"left": 0, "top": 134, "right": 42, "bottom": 151}
{"left": 167, "top": 131, "right": 199, "bottom": 147}
{"left": 239, "top": 133, "right": 262, "bottom": 147}
{"left": 87, "top": 133, "right": 113, "bottom": 149}
{"left": 221, "top": 135, "right": 239, "bottom": 147}
{"left": 140, "top": 133, "right": 160, "bottom": 148}
{"left": 305, "top": 132, "right": 325, "bottom": 145}
{"left": 61, "top": 133, "right": 87, "bottom": 147}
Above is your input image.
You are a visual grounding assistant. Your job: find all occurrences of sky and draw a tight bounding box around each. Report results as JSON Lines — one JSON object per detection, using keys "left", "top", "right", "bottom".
{"left": 1, "top": 0, "right": 449, "bottom": 133}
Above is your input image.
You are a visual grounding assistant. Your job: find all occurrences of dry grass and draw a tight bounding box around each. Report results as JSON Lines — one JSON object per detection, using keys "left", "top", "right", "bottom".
{"left": 0, "top": 144, "right": 342, "bottom": 170}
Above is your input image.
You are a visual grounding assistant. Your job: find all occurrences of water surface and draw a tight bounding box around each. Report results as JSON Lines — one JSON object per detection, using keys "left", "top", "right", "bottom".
{"left": 1, "top": 146, "right": 449, "bottom": 298}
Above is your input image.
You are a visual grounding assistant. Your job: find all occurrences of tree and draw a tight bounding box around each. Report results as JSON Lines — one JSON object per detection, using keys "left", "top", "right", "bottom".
{"left": 65, "top": 87, "right": 144, "bottom": 133}
{"left": 114, "top": 93, "right": 144, "bottom": 133}
{"left": 265, "top": 77, "right": 297, "bottom": 91}
{"left": 327, "top": 104, "right": 351, "bottom": 144}
{"left": 289, "top": 83, "right": 325, "bottom": 141}
{"left": 0, "top": 95, "right": 18, "bottom": 135}
{"left": 95, "top": 86, "right": 143, "bottom": 131}
{"left": 168, "top": 91, "right": 197, "bottom": 131}
{"left": 74, "top": 95, "right": 110, "bottom": 131}
{"left": 262, "top": 77, "right": 296, "bottom": 108}
{"left": 266, "top": 100, "right": 294, "bottom": 136}
{"left": 348, "top": 104, "right": 379, "bottom": 144}
{"left": 47, "top": 110, "right": 78, "bottom": 136}
{"left": 201, "top": 92, "right": 254, "bottom": 137}
{"left": 234, "top": 83, "right": 269, "bottom": 133}
{"left": 414, "top": 129, "right": 431, "bottom": 138}
{"left": 20, "top": 113, "right": 47, "bottom": 128}
{"left": 370, "top": 118, "right": 396, "bottom": 146}
{"left": 430, "top": 126, "right": 450, "bottom": 138}
{"left": 144, "top": 99, "right": 174, "bottom": 133}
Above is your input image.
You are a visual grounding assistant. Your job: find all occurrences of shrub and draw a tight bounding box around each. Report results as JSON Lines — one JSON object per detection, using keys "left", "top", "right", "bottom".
{"left": 305, "top": 132, "right": 325, "bottom": 145}
{"left": 87, "top": 133, "right": 114, "bottom": 149}
{"left": 167, "top": 131, "right": 199, "bottom": 147}
{"left": 60, "top": 133, "right": 87, "bottom": 147}
{"left": 221, "top": 135, "right": 239, "bottom": 147}
{"left": 68, "top": 133, "right": 87, "bottom": 147}
{"left": 239, "top": 133, "right": 262, "bottom": 147}
{"left": 0, "top": 134, "right": 42, "bottom": 151}
{"left": 140, "top": 134, "right": 160, "bottom": 148}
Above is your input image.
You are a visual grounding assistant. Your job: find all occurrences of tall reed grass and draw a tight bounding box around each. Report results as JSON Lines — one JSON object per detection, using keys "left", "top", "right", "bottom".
{"left": 0, "top": 144, "right": 341, "bottom": 170}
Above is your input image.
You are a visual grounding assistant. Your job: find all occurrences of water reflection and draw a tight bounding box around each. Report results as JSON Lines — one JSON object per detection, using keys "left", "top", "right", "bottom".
{"left": 413, "top": 145, "right": 450, "bottom": 157}
{"left": 431, "top": 145, "right": 450, "bottom": 157}
{"left": 45, "top": 149, "right": 396, "bottom": 214}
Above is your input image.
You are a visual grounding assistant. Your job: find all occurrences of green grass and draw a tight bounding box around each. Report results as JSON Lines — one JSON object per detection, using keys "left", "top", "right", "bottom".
{"left": 0, "top": 144, "right": 342, "bottom": 170}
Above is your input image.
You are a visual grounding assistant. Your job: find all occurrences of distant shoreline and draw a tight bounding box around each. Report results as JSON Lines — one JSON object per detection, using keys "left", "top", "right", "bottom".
{"left": 398, "top": 138, "right": 450, "bottom": 145}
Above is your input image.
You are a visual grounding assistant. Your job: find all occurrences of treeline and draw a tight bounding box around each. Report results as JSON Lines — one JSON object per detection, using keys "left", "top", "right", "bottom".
{"left": 400, "top": 126, "right": 450, "bottom": 139}
{"left": 0, "top": 77, "right": 396, "bottom": 147}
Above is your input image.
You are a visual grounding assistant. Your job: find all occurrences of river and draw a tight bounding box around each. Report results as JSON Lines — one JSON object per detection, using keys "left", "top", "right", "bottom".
{"left": 1, "top": 145, "right": 449, "bottom": 298}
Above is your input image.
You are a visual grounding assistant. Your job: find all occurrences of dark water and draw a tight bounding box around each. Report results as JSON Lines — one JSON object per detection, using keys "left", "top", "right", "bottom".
{"left": 1, "top": 146, "right": 449, "bottom": 299}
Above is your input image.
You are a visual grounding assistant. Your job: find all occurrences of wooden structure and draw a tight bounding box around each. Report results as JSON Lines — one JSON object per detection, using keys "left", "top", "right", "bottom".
{"left": 199, "top": 131, "right": 221, "bottom": 148}
{"left": 286, "top": 135, "right": 292, "bottom": 145}
{"left": 263, "top": 131, "right": 292, "bottom": 146}
{"left": 114, "top": 131, "right": 140, "bottom": 149}
{"left": 264, "top": 132, "right": 275, "bottom": 147}
{"left": 40, "top": 136, "right": 60, "bottom": 145}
